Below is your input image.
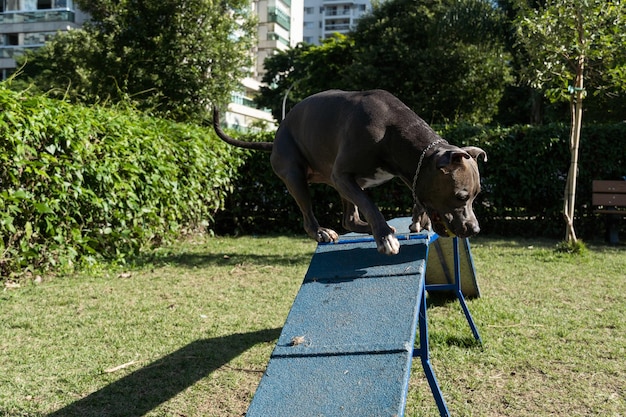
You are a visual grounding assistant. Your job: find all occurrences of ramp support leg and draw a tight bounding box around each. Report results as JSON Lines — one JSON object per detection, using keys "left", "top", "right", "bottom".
{"left": 415, "top": 280, "right": 450, "bottom": 417}
{"left": 453, "top": 238, "right": 482, "bottom": 344}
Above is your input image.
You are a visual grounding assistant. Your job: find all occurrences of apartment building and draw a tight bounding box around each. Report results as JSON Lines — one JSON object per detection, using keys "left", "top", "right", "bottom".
{"left": 0, "top": 0, "right": 89, "bottom": 80}
{"left": 303, "top": 0, "right": 373, "bottom": 45}
{"left": 0, "top": 0, "right": 304, "bottom": 129}
{"left": 227, "top": 0, "right": 303, "bottom": 130}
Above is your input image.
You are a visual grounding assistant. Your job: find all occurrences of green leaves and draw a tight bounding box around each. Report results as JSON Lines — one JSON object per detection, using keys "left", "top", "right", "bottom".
{"left": 0, "top": 85, "right": 245, "bottom": 278}
{"left": 258, "top": 0, "right": 513, "bottom": 124}
{"left": 515, "top": 0, "right": 626, "bottom": 101}
{"left": 16, "top": 0, "right": 256, "bottom": 123}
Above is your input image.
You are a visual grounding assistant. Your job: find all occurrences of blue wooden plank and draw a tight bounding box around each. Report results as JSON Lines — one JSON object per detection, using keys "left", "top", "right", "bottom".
{"left": 244, "top": 217, "right": 486, "bottom": 416}
{"left": 327, "top": 217, "right": 480, "bottom": 297}
{"left": 246, "top": 232, "right": 429, "bottom": 417}
{"left": 246, "top": 352, "right": 412, "bottom": 417}
{"left": 305, "top": 236, "right": 428, "bottom": 281}
{"left": 272, "top": 272, "right": 423, "bottom": 357}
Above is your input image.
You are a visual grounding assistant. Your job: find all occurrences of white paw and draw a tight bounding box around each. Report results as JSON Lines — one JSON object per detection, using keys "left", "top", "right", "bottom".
{"left": 377, "top": 234, "right": 400, "bottom": 255}
{"left": 317, "top": 228, "right": 339, "bottom": 243}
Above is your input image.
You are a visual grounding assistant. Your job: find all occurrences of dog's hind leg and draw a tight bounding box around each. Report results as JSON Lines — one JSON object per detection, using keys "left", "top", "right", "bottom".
{"left": 271, "top": 141, "right": 339, "bottom": 243}
{"left": 281, "top": 172, "right": 339, "bottom": 243}
{"left": 341, "top": 198, "right": 371, "bottom": 233}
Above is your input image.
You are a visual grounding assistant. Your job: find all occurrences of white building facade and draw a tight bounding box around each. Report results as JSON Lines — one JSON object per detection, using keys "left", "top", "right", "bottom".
{"left": 226, "top": 0, "right": 303, "bottom": 131}
{"left": 302, "top": 0, "right": 373, "bottom": 45}
{"left": 0, "top": 0, "right": 89, "bottom": 79}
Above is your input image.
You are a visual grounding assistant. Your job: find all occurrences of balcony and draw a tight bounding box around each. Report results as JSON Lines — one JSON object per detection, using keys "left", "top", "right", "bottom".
{"left": 0, "top": 44, "right": 42, "bottom": 59}
{"left": 231, "top": 92, "right": 258, "bottom": 109}
{"left": 325, "top": 9, "right": 352, "bottom": 18}
{"left": 267, "top": 32, "right": 290, "bottom": 47}
{"left": 324, "top": 23, "right": 351, "bottom": 32}
{"left": 0, "top": 9, "right": 75, "bottom": 24}
{"left": 267, "top": 7, "right": 290, "bottom": 31}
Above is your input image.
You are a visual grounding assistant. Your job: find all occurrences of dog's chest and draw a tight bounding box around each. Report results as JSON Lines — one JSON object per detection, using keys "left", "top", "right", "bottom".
{"left": 358, "top": 168, "right": 395, "bottom": 189}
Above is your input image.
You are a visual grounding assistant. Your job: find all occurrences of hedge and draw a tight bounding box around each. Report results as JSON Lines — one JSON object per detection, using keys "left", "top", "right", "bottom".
{"left": 215, "top": 122, "right": 626, "bottom": 240}
{"left": 3, "top": 81, "right": 622, "bottom": 278}
{"left": 0, "top": 85, "right": 244, "bottom": 277}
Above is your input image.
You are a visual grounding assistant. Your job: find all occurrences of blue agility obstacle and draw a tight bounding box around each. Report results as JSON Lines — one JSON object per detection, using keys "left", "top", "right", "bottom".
{"left": 246, "top": 217, "right": 481, "bottom": 417}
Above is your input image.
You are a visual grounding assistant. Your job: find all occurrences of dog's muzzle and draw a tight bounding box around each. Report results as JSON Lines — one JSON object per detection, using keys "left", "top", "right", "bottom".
{"left": 430, "top": 211, "right": 480, "bottom": 238}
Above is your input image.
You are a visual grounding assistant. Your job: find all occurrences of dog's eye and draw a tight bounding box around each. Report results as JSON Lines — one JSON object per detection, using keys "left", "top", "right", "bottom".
{"left": 456, "top": 193, "right": 469, "bottom": 202}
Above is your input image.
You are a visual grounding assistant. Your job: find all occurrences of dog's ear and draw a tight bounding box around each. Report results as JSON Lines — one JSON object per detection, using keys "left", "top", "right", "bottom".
{"left": 462, "top": 146, "right": 487, "bottom": 162}
{"left": 436, "top": 150, "right": 470, "bottom": 169}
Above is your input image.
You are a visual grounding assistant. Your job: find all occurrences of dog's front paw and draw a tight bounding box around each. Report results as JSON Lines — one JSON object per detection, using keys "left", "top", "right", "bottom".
{"left": 377, "top": 234, "right": 400, "bottom": 255}
{"left": 316, "top": 228, "right": 339, "bottom": 243}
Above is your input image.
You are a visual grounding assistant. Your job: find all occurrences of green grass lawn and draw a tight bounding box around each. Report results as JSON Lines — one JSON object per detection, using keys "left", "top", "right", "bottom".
{"left": 1, "top": 234, "right": 624, "bottom": 417}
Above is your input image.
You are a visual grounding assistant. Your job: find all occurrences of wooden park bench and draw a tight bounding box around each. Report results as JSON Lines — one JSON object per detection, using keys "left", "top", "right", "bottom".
{"left": 592, "top": 180, "right": 626, "bottom": 244}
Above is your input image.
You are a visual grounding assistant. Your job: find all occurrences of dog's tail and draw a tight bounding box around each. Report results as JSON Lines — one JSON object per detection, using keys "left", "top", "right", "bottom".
{"left": 212, "top": 107, "right": 273, "bottom": 152}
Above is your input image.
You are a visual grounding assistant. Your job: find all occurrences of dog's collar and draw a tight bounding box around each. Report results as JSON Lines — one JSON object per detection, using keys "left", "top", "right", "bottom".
{"left": 412, "top": 138, "right": 446, "bottom": 203}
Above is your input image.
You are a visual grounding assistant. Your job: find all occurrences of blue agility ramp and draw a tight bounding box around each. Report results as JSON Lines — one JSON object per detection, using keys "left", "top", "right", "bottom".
{"left": 246, "top": 218, "right": 481, "bottom": 417}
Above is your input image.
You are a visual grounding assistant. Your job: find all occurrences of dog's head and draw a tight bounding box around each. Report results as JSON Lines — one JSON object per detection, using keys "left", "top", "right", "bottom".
{"left": 420, "top": 146, "right": 486, "bottom": 238}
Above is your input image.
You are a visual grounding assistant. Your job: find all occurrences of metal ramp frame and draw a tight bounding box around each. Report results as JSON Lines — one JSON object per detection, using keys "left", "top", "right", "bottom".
{"left": 246, "top": 217, "right": 481, "bottom": 416}
{"left": 389, "top": 217, "right": 482, "bottom": 343}
{"left": 426, "top": 237, "right": 482, "bottom": 343}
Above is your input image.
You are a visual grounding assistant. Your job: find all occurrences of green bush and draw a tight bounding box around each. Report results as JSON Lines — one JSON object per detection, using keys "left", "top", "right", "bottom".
{"left": 216, "top": 123, "right": 626, "bottom": 240}
{"left": 0, "top": 85, "right": 244, "bottom": 277}
{"left": 446, "top": 123, "right": 626, "bottom": 238}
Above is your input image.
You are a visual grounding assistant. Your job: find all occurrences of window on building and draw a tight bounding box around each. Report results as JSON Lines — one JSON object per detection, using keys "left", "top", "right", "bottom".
{"left": 6, "top": 34, "right": 19, "bottom": 46}
{"left": 38, "top": 0, "right": 53, "bottom": 9}
{"left": 304, "top": 7, "right": 314, "bottom": 14}
{"left": 24, "top": 31, "right": 55, "bottom": 45}
{"left": 2, "top": 68, "right": 16, "bottom": 81}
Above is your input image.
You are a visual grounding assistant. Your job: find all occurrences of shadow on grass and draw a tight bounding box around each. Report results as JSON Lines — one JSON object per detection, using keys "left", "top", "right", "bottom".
{"left": 440, "top": 334, "right": 483, "bottom": 349}
{"left": 47, "top": 328, "right": 281, "bottom": 417}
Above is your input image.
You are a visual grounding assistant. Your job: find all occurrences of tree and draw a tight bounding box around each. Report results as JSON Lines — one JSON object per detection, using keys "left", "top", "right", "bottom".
{"left": 256, "top": 35, "right": 356, "bottom": 121}
{"left": 257, "top": 0, "right": 513, "bottom": 124}
{"left": 12, "top": 28, "right": 105, "bottom": 101}
{"left": 16, "top": 0, "right": 256, "bottom": 123}
{"left": 516, "top": 0, "right": 626, "bottom": 244}
{"left": 351, "top": 0, "right": 513, "bottom": 123}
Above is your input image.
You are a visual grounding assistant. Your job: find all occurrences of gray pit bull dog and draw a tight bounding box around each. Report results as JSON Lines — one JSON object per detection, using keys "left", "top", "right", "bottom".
{"left": 213, "top": 89, "right": 486, "bottom": 255}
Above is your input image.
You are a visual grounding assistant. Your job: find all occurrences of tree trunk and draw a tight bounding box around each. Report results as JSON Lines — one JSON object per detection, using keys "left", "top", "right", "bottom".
{"left": 563, "top": 57, "right": 585, "bottom": 244}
